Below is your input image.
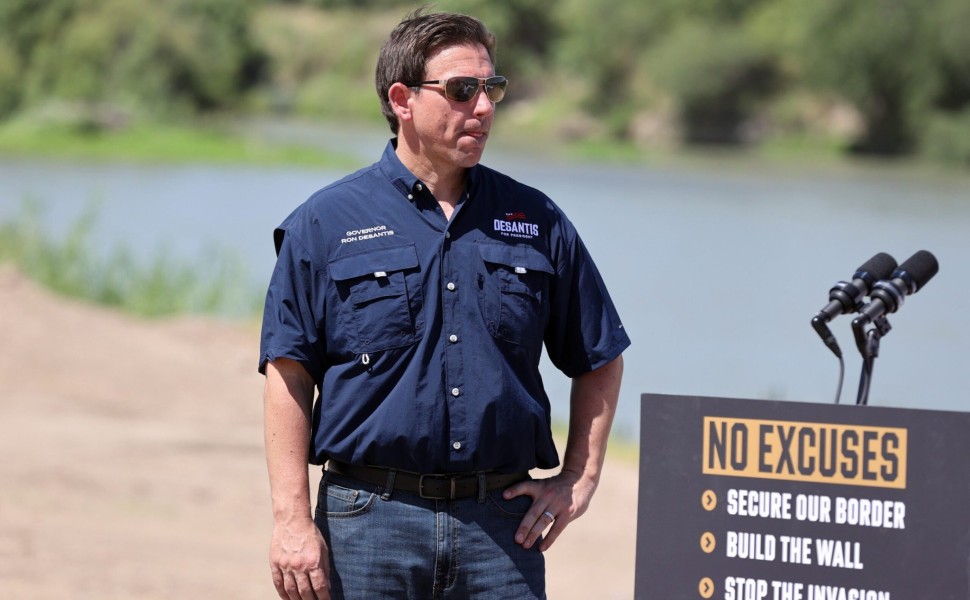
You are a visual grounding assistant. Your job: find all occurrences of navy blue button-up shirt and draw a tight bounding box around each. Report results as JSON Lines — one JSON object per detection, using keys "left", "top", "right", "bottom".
{"left": 259, "top": 141, "right": 630, "bottom": 474}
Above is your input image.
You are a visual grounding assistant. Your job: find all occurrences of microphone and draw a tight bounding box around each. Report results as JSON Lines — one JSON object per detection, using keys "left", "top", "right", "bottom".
{"left": 814, "top": 253, "right": 898, "bottom": 323}
{"left": 851, "top": 250, "right": 939, "bottom": 352}
{"left": 812, "top": 252, "right": 898, "bottom": 357}
{"left": 856, "top": 250, "right": 939, "bottom": 323}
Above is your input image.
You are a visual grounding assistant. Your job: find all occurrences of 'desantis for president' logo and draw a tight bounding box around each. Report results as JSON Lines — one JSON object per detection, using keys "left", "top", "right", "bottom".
{"left": 494, "top": 211, "right": 539, "bottom": 239}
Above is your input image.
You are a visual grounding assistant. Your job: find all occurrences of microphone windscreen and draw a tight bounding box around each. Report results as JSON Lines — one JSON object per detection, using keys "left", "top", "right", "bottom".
{"left": 857, "top": 252, "right": 898, "bottom": 283}
{"left": 895, "top": 250, "right": 939, "bottom": 291}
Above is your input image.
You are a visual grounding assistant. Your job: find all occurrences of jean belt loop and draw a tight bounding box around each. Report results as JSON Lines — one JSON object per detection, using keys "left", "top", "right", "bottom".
{"left": 477, "top": 472, "right": 487, "bottom": 503}
{"left": 380, "top": 470, "right": 397, "bottom": 501}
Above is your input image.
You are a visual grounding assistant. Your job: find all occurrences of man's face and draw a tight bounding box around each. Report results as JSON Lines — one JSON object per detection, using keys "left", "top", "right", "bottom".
{"left": 408, "top": 43, "right": 497, "bottom": 171}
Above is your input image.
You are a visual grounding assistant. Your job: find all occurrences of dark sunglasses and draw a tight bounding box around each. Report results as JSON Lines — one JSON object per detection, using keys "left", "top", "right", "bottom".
{"left": 407, "top": 76, "right": 508, "bottom": 103}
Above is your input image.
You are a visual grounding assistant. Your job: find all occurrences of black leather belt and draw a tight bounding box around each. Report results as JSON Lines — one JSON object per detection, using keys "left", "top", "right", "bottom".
{"left": 326, "top": 461, "right": 528, "bottom": 500}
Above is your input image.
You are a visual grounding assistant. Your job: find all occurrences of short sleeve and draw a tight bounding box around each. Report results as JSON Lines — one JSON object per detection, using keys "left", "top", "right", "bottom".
{"left": 258, "top": 227, "right": 328, "bottom": 384}
{"left": 544, "top": 224, "right": 630, "bottom": 378}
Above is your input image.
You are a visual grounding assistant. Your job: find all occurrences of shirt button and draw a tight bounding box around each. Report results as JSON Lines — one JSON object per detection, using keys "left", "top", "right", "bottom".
{"left": 449, "top": 334, "right": 458, "bottom": 343}
{"left": 407, "top": 194, "right": 414, "bottom": 200}
{"left": 451, "top": 387, "right": 461, "bottom": 397}
{"left": 416, "top": 183, "right": 424, "bottom": 191}
{"left": 445, "top": 231, "right": 451, "bottom": 239}
{"left": 452, "top": 441, "right": 462, "bottom": 450}
{"left": 446, "top": 282, "right": 456, "bottom": 291}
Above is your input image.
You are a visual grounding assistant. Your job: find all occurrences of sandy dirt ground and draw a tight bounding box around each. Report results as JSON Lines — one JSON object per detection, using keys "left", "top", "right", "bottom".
{"left": 0, "top": 266, "right": 639, "bottom": 599}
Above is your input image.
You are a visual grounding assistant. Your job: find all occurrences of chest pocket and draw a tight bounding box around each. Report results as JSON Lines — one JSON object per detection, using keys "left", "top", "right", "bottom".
{"left": 477, "top": 243, "right": 554, "bottom": 346}
{"left": 329, "top": 244, "right": 423, "bottom": 353}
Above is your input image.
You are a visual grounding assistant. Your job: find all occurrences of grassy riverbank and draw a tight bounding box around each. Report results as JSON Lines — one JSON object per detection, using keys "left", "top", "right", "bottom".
{"left": 0, "top": 201, "right": 261, "bottom": 318}
{"left": 0, "top": 117, "right": 356, "bottom": 168}
{"left": 2, "top": 108, "right": 963, "bottom": 181}
{"left": 0, "top": 101, "right": 855, "bottom": 170}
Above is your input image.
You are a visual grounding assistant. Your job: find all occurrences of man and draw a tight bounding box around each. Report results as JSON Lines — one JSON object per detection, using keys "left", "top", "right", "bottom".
{"left": 259, "top": 10, "right": 629, "bottom": 600}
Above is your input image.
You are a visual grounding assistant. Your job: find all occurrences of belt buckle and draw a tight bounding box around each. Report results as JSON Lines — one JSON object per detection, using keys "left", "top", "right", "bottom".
{"left": 418, "top": 474, "right": 457, "bottom": 499}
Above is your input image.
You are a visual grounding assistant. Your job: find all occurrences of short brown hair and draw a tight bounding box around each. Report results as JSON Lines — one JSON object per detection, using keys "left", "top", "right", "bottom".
{"left": 376, "top": 9, "right": 497, "bottom": 134}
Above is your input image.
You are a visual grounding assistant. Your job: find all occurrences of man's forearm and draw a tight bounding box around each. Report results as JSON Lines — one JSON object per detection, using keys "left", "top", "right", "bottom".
{"left": 263, "top": 359, "right": 316, "bottom": 523}
{"left": 263, "top": 359, "right": 331, "bottom": 599}
{"left": 562, "top": 355, "right": 624, "bottom": 486}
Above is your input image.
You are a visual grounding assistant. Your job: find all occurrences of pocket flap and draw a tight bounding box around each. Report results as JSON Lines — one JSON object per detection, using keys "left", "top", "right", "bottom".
{"left": 477, "top": 243, "right": 554, "bottom": 274}
{"left": 329, "top": 244, "right": 419, "bottom": 281}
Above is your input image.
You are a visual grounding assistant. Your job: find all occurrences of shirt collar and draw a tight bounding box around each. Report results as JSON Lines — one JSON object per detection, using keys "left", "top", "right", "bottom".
{"left": 379, "top": 138, "right": 482, "bottom": 203}
{"left": 379, "top": 139, "right": 422, "bottom": 200}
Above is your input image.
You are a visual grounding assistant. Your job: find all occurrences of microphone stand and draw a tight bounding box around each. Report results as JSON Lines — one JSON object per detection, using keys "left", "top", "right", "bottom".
{"left": 854, "top": 316, "right": 892, "bottom": 406}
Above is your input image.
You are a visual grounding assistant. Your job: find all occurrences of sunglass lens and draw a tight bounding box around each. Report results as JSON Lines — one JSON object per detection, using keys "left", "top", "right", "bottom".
{"left": 485, "top": 78, "right": 507, "bottom": 103}
{"left": 446, "top": 78, "right": 479, "bottom": 102}
{"left": 442, "top": 77, "right": 507, "bottom": 103}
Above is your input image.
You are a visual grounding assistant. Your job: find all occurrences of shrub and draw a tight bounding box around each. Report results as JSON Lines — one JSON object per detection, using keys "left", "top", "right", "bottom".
{"left": 644, "top": 21, "right": 780, "bottom": 144}
{"left": 921, "top": 109, "right": 970, "bottom": 166}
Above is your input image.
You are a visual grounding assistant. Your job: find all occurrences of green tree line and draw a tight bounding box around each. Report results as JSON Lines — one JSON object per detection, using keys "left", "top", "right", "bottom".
{"left": 1, "top": 0, "right": 968, "bottom": 164}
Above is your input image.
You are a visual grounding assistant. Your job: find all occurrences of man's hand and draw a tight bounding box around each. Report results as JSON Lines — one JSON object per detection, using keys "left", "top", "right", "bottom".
{"left": 270, "top": 517, "right": 331, "bottom": 600}
{"left": 503, "top": 468, "right": 597, "bottom": 552}
{"left": 505, "top": 355, "right": 624, "bottom": 553}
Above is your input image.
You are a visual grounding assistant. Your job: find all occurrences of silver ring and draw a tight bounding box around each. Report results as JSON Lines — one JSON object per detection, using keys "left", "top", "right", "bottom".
{"left": 542, "top": 510, "right": 555, "bottom": 521}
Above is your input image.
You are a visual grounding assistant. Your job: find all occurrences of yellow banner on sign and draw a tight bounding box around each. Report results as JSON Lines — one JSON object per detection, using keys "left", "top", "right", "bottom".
{"left": 702, "top": 416, "right": 907, "bottom": 489}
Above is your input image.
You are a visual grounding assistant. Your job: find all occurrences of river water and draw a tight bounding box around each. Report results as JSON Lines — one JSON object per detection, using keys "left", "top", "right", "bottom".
{"left": 2, "top": 124, "right": 969, "bottom": 437}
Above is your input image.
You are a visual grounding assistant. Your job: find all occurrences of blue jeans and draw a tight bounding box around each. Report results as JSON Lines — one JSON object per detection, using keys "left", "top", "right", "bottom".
{"left": 314, "top": 470, "right": 546, "bottom": 599}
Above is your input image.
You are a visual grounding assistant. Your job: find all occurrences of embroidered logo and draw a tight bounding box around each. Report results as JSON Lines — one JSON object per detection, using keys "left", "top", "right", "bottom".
{"left": 341, "top": 224, "right": 395, "bottom": 244}
{"left": 494, "top": 212, "right": 539, "bottom": 239}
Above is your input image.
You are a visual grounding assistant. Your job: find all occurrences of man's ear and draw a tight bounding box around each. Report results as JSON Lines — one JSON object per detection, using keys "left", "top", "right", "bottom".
{"left": 388, "top": 82, "right": 413, "bottom": 123}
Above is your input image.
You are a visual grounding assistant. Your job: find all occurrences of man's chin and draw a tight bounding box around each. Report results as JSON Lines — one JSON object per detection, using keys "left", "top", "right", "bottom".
{"left": 456, "top": 141, "right": 487, "bottom": 166}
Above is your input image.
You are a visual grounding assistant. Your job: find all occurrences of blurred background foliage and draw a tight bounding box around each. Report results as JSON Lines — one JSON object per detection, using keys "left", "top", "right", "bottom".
{"left": 1, "top": 0, "right": 969, "bottom": 165}
{"left": 0, "top": 199, "right": 260, "bottom": 317}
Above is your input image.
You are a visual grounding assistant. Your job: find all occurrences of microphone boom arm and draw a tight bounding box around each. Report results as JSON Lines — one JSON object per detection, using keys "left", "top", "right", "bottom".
{"left": 853, "top": 315, "right": 892, "bottom": 405}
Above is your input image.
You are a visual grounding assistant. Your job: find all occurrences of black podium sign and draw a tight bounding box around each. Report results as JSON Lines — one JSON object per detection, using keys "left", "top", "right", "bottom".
{"left": 635, "top": 393, "right": 970, "bottom": 600}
